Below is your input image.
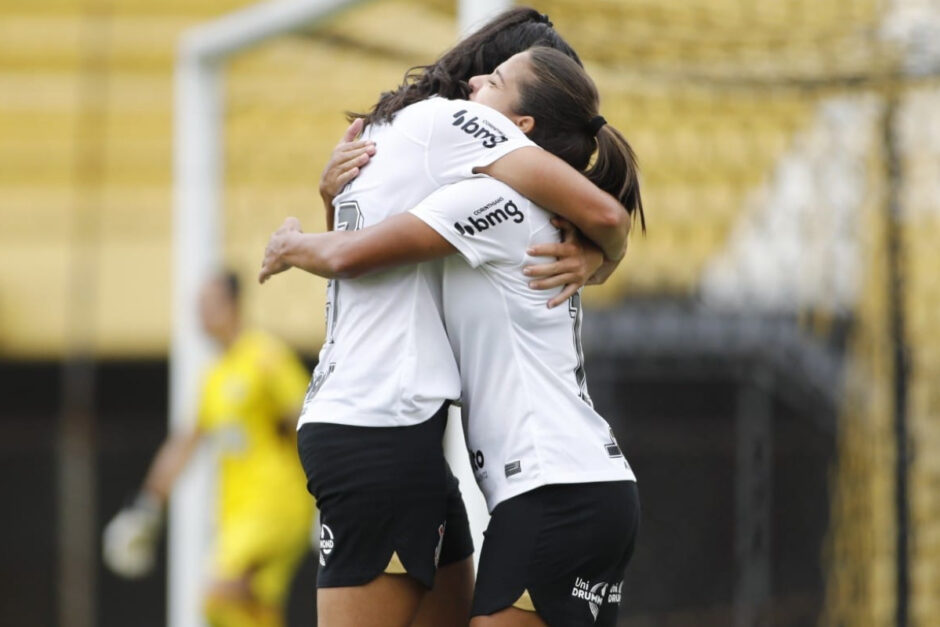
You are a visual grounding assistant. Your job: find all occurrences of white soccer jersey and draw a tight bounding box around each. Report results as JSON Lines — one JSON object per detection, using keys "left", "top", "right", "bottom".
{"left": 299, "top": 98, "right": 535, "bottom": 428}
{"left": 410, "top": 177, "right": 636, "bottom": 511}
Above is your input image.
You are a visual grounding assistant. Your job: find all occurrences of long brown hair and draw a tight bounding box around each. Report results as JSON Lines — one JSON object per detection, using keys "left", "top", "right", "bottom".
{"left": 351, "top": 7, "right": 580, "bottom": 125}
{"left": 517, "top": 47, "right": 645, "bottom": 231}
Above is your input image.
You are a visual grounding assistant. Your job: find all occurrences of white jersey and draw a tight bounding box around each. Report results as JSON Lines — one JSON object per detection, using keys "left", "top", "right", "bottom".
{"left": 299, "top": 98, "right": 535, "bottom": 428}
{"left": 410, "top": 177, "right": 636, "bottom": 510}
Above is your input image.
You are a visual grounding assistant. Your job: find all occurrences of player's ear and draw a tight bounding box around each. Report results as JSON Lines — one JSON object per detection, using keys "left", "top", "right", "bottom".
{"left": 515, "top": 115, "right": 535, "bottom": 135}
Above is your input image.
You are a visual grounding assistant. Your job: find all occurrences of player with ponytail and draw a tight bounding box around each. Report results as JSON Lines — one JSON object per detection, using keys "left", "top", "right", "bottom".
{"left": 263, "top": 45, "right": 643, "bottom": 627}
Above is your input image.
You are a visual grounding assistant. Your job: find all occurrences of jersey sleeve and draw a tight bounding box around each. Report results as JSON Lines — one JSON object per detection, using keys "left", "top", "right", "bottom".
{"left": 410, "top": 178, "right": 529, "bottom": 269}
{"left": 423, "top": 99, "right": 536, "bottom": 185}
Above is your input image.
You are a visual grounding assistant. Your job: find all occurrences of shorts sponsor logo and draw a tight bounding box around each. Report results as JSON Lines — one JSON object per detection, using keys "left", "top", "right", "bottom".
{"left": 571, "top": 577, "right": 609, "bottom": 622}
{"left": 451, "top": 110, "right": 510, "bottom": 149}
{"left": 319, "top": 524, "right": 334, "bottom": 567}
{"left": 453, "top": 199, "right": 524, "bottom": 236}
{"left": 607, "top": 581, "right": 623, "bottom": 604}
{"left": 433, "top": 522, "right": 446, "bottom": 568}
{"left": 504, "top": 460, "right": 522, "bottom": 477}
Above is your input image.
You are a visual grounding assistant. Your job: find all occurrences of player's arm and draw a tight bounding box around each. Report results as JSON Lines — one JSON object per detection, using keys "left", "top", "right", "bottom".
{"left": 259, "top": 215, "right": 455, "bottom": 283}
{"left": 102, "top": 427, "right": 203, "bottom": 579}
{"left": 476, "top": 146, "right": 630, "bottom": 262}
{"left": 141, "top": 427, "right": 203, "bottom": 503}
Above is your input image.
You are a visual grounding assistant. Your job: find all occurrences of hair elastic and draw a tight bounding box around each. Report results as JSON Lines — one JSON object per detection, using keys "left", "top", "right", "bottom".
{"left": 588, "top": 115, "right": 607, "bottom": 136}
{"left": 538, "top": 13, "right": 553, "bottom": 28}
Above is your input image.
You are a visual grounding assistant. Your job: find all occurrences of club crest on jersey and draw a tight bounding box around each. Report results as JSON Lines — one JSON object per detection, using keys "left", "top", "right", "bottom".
{"left": 453, "top": 198, "right": 524, "bottom": 236}
{"left": 451, "top": 110, "right": 509, "bottom": 149}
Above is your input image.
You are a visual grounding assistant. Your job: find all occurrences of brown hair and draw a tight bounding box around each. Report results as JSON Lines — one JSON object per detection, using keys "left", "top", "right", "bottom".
{"left": 517, "top": 47, "right": 645, "bottom": 231}
{"left": 218, "top": 269, "right": 241, "bottom": 305}
{"left": 351, "top": 7, "right": 580, "bottom": 126}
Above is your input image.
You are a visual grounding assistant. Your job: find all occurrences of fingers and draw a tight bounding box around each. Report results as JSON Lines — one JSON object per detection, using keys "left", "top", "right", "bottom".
{"left": 547, "top": 282, "right": 580, "bottom": 308}
{"left": 334, "top": 140, "right": 375, "bottom": 159}
{"left": 328, "top": 143, "right": 374, "bottom": 181}
{"left": 527, "top": 242, "right": 574, "bottom": 260}
{"left": 341, "top": 117, "right": 364, "bottom": 143}
{"left": 334, "top": 166, "right": 360, "bottom": 188}
{"left": 336, "top": 148, "right": 373, "bottom": 170}
{"left": 523, "top": 256, "right": 580, "bottom": 278}
{"left": 258, "top": 254, "right": 271, "bottom": 283}
{"left": 258, "top": 257, "right": 282, "bottom": 284}
{"left": 529, "top": 272, "right": 579, "bottom": 291}
{"left": 281, "top": 216, "right": 302, "bottom": 232}
{"left": 258, "top": 266, "right": 278, "bottom": 284}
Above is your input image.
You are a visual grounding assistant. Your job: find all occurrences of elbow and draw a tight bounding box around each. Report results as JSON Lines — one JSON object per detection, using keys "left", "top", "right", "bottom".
{"left": 326, "top": 243, "right": 365, "bottom": 279}
{"left": 595, "top": 201, "right": 630, "bottom": 239}
{"left": 592, "top": 199, "right": 630, "bottom": 259}
{"left": 597, "top": 206, "right": 628, "bottom": 232}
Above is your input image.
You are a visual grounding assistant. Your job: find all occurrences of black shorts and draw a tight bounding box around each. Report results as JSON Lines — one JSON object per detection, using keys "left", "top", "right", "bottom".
{"left": 472, "top": 481, "right": 640, "bottom": 626}
{"left": 297, "top": 404, "right": 473, "bottom": 589}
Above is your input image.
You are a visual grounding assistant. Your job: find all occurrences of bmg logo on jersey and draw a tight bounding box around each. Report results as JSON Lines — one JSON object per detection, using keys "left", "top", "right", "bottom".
{"left": 454, "top": 198, "right": 524, "bottom": 236}
{"left": 451, "top": 109, "right": 509, "bottom": 149}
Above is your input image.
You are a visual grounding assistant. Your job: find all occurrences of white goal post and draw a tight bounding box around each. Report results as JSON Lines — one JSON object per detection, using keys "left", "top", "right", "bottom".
{"left": 171, "top": 1, "right": 509, "bottom": 625}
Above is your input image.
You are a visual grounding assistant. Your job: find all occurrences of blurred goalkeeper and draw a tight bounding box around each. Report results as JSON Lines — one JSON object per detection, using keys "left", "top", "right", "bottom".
{"left": 103, "top": 270, "right": 314, "bottom": 627}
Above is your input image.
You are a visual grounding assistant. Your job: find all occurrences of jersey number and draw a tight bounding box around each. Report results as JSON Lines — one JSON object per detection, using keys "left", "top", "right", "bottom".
{"left": 325, "top": 201, "right": 363, "bottom": 344}
{"left": 569, "top": 292, "right": 591, "bottom": 405}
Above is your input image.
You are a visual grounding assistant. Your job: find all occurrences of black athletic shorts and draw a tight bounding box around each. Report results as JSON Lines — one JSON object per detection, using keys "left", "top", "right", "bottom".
{"left": 472, "top": 481, "right": 640, "bottom": 626}
{"left": 297, "top": 403, "right": 473, "bottom": 589}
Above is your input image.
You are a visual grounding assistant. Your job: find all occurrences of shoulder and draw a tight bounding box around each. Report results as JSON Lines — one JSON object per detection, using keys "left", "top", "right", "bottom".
{"left": 413, "top": 98, "right": 523, "bottom": 146}
{"left": 446, "top": 99, "right": 524, "bottom": 139}
{"left": 421, "top": 176, "right": 525, "bottom": 209}
{"left": 392, "top": 97, "right": 452, "bottom": 130}
{"left": 451, "top": 175, "right": 519, "bottom": 198}
{"left": 449, "top": 177, "right": 534, "bottom": 237}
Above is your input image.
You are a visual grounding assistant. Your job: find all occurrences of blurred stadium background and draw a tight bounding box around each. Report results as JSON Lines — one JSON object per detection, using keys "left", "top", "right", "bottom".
{"left": 2, "top": 0, "right": 940, "bottom": 625}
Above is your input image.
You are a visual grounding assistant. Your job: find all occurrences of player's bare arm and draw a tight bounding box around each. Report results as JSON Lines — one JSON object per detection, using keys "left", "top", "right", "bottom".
{"left": 303, "top": 129, "right": 610, "bottom": 307}
{"left": 259, "top": 214, "right": 454, "bottom": 283}
{"left": 476, "top": 146, "right": 630, "bottom": 261}
{"left": 142, "top": 427, "right": 203, "bottom": 501}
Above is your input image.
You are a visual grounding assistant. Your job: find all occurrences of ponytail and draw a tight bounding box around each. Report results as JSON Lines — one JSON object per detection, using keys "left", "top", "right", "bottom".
{"left": 517, "top": 47, "right": 645, "bottom": 233}
{"left": 588, "top": 125, "right": 645, "bottom": 233}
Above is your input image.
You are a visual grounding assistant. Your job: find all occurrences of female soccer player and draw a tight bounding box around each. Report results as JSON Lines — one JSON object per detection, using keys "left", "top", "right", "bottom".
{"left": 103, "top": 272, "right": 313, "bottom": 627}
{"left": 262, "top": 47, "right": 642, "bottom": 627}
{"left": 273, "top": 9, "right": 629, "bottom": 627}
